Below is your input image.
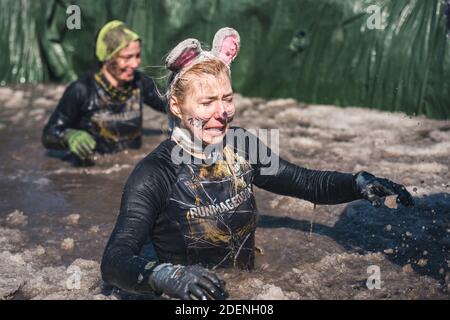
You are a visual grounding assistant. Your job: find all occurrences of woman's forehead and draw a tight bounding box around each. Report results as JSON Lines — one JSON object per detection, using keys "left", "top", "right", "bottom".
{"left": 187, "top": 73, "right": 232, "bottom": 98}
{"left": 118, "top": 40, "right": 141, "bottom": 56}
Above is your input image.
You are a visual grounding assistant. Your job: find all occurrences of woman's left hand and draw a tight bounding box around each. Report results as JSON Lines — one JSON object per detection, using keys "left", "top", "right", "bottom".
{"left": 355, "top": 171, "right": 414, "bottom": 208}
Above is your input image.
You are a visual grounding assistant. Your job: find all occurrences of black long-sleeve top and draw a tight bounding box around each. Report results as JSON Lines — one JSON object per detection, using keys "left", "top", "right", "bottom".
{"left": 101, "top": 127, "right": 362, "bottom": 293}
{"left": 42, "top": 71, "right": 166, "bottom": 154}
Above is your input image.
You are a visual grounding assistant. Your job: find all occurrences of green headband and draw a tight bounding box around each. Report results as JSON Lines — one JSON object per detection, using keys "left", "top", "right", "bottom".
{"left": 96, "top": 20, "right": 140, "bottom": 62}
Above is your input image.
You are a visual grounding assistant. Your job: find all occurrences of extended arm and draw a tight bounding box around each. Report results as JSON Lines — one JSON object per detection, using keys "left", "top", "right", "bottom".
{"left": 254, "top": 158, "right": 361, "bottom": 205}
{"left": 242, "top": 128, "right": 414, "bottom": 207}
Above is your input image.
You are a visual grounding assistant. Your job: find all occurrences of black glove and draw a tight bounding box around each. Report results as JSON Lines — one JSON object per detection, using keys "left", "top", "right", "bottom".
{"left": 148, "top": 263, "right": 229, "bottom": 300}
{"left": 354, "top": 171, "right": 414, "bottom": 208}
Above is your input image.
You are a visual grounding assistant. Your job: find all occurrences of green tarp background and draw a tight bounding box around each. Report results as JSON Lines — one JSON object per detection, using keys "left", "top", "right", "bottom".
{"left": 0, "top": 0, "right": 449, "bottom": 119}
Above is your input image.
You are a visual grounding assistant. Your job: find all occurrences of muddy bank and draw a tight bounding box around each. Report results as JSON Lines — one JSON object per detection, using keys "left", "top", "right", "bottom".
{"left": 0, "top": 85, "right": 449, "bottom": 299}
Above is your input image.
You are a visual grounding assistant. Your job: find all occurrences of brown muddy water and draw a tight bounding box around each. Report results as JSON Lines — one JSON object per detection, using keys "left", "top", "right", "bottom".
{"left": 0, "top": 85, "right": 449, "bottom": 300}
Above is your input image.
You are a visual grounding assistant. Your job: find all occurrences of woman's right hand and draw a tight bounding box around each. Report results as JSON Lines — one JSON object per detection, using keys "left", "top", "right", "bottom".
{"left": 149, "top": 263, "right": 229, "bottom": 300}
{"left": 64, "top": 129, "right": 96, "bottom": 159}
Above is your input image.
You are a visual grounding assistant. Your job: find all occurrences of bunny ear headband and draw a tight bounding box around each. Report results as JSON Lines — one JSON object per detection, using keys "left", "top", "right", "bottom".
{"left": 165, "top": 27, "right": 240, "bottom": 92}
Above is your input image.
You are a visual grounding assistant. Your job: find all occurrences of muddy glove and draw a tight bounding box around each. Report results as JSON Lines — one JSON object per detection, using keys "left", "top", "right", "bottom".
{"left": 64, "top": 129, "right": 96, "bottom": 159}
{"left": 355, "top": 171, "right": 414, "bottom": 208}
{"left": 148, "top": 263, "right": 229, "bottom": 300}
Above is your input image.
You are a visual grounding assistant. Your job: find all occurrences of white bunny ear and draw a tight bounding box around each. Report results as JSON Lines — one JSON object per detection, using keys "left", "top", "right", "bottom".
{"left": 211, "top": 27, "right": 240, "bottom": 66}
{"left": 165, "top": 38, "right": 203, "bottom": 72}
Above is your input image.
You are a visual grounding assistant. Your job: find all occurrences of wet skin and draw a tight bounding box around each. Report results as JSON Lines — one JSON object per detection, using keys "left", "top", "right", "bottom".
{"left": 170, "top": 72, "right": 235, "bottom": 146}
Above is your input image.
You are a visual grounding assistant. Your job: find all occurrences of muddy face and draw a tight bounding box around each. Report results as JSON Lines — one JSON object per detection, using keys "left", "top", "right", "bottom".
{"left": 170, "top": 72, "right": 235, "bottom": 146}
{"left": 104, "top": 41, "right": 141, "bottom": 84}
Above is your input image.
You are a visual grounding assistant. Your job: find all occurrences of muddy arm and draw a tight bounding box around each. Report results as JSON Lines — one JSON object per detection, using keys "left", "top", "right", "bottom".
{"left": 254, "top": 158, "right": 361, "bottom": 205}
{"left": 41, "top": 81, "right": 86, "bottom": 150}
{"left": 241, "top": 127, "right": 361, "bottom": 205}
{"left": 101, "top": 156, "right": 170, "bottom": 294}
{"left": 254, "top": 155, "right": 414, "bottom": 207}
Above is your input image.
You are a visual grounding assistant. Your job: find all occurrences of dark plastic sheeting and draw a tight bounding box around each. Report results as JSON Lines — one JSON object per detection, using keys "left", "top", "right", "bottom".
{"left": 1, "top": 0, "right": 449, "bottom": 119}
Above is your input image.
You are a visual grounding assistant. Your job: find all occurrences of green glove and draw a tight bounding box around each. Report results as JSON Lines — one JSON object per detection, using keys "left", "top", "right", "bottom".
{"left": 64, "top": 129, "right": 96, "bottom": 159}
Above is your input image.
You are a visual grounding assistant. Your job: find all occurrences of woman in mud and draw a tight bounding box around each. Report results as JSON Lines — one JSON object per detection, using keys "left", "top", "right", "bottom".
{"left": 42, "top": 21, "right": 166, "bottom": 164}
{"left": 101, "top": 28, "right": 414, "bottom": 300}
